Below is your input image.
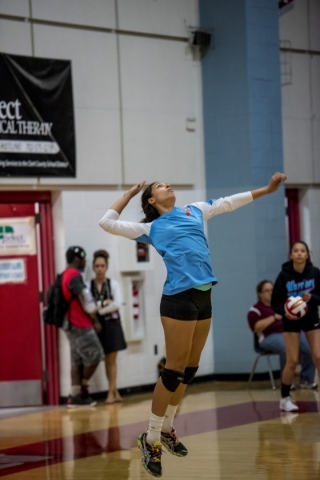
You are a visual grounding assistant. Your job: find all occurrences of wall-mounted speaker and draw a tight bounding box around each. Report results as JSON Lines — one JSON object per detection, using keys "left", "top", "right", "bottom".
{"left": 191, "top": 31, "right": 211, "bottom": 48}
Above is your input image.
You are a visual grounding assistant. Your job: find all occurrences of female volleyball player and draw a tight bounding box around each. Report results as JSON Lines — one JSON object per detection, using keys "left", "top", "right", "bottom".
{"left": 99, "top": 172, "right": 286, "bottom": 477}
{"left": 272, "top": 241, "right": 320, "bottom": 412}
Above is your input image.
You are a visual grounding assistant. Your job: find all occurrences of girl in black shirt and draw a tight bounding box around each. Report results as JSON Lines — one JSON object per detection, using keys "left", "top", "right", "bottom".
{"left": 272, "top": 241, "right": 320, "bottom": 412}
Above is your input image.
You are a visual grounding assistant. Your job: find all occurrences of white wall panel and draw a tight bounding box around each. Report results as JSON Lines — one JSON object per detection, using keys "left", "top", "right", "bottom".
{"left": 120, "top": 36, "right": 198, "bottom": 184}
{"left": 309, "top": 0, "right": 320, "bottom": 51}
{"left": 280, "top": 4, "right": 320, "bottom": 187}
{"left": 282, "top": 118, "right": 313, "bottom": 184}
{"left": 33, "top": 25, "right": 119, "bottom": 110}
{"left": 117, "top": 0, "right": 198, "bottom": 37}
{"left": 279, "top": 0, "right": 308, "bottom": 50}
{"left": 281, "top": 52, "right": 320, "bottom": 185}
{"left": 0, "top": 0, "right": 29, "bottom": 17}
{"left": 0, "top": 19, "right": 32, "bottom": 55}
{"left": 120, "top": 36, "right": 196, "bottom": 112}
{"left": 0, "top": 177, "right": 39, "bottom": 185}
{"left": 31, "top": 0, "right": 116, "bottom": 29}
{"left": 40, "top": 108, "right": 122, "bottom": 185}
{"left": 281, "top": 54, "right": 311, "bottom": 119}
{"left": 75, "top": 108, "right": 122, "bottom": 184}
{"left": 33, "top": 25, "right": 121, "bottom": 185}
{"left": 311, "top": 56, "right": 320, "bottom": 118}
{"left": 122, "top": 111, "right": 196, "bottom": 184}
{"left": 311, "top": 56, "right": 320, "bottom": 182}
{"left": 300, "top": 188, "right": 320, "bottom": 268}
{"left": 0, "top": 20, "right": 37, "bottom": 185}
{"left": 313, "top": 120, "right": 320, "bottom": 182}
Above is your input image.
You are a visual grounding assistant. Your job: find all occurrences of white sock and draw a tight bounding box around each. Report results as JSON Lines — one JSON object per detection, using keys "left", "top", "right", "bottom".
{"left": 146, "top": 413, "right": 165, "bottom": 445}
{"left": 162, "top": 404, "right": 178, "bottom": 433}
{"left": 71, "top": 385, "right": 81, "bottom": 396}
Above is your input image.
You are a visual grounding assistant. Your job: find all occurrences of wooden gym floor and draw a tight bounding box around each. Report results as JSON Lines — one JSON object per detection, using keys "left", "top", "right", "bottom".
{"left": 1, "top": 380, "right": 320, "bottom": 479}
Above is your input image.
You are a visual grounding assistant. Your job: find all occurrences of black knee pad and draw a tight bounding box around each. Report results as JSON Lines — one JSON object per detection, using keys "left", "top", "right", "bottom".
{"left": 182, "top": 366, "right": 198, "bottom": 384}
{"left": 161, "top": 368, "right": 184, "bottom": 392}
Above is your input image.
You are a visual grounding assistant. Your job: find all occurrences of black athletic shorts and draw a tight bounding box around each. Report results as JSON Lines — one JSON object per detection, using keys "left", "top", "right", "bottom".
{"left": 160, "top": 287, "right": 212, "bottom": 321}
{"left": 282, "top": 316, "right": 320, "bottom": 333}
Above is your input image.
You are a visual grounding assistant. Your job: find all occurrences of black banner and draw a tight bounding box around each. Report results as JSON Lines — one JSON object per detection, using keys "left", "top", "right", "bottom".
{"left": 279, "top": 0, "right": 294, "bottom": 9}
{"left": 0, "top": 53, "right": 76, "bottom": 177}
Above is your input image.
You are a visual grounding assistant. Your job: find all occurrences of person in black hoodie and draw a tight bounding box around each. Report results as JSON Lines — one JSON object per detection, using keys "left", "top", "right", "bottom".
{"left": 272, "top": 241, "right": 320, "bottom": 412}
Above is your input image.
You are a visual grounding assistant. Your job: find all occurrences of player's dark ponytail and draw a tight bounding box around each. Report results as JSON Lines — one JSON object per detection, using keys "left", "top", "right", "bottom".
{"left": 141, "top": 182, "right": 160, "bottom": 223}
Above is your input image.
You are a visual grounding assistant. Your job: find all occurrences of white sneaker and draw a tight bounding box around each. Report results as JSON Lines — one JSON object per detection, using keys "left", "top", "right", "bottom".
{"left": 300, "top": 382, "right": 318, "bottom": 390}
{"left": 279, "top": 396, "right": 299, "bottom": 412}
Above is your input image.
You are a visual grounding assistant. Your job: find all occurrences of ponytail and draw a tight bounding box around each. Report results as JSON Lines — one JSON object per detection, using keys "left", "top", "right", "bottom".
{"left": 140, "top": 182, "right": 160, "bottom": 223}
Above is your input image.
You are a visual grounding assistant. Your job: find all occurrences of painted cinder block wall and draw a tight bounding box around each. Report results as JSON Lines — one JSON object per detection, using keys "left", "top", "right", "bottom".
{"left": 199, "top": 0, "right": 287, "bottom": 373}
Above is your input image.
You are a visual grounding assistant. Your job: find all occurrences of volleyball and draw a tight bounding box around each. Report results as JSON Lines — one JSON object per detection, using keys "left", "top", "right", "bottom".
{"left": 284, "top": 296, "right": 308, "bottom": 319}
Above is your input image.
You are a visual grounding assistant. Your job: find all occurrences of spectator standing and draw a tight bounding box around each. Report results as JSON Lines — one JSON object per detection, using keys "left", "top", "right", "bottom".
{"left": 62, "top": 246, "right": 103, "bottom": 407}
{"left": 90, "top": 249, "right": 127, "bottom": 404}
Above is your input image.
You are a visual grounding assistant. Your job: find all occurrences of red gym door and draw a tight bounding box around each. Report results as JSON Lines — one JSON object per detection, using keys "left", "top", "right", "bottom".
{"left": 0, "top": 193, "right": 59, "bottom": 406}
{"left": 286, "top": 188, "right": 301, "bottom": 246}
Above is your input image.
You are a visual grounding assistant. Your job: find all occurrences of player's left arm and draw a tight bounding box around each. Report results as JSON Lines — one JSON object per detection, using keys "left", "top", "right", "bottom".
{"left": 193, "top": 172, "right": 287, "bottom": 220}
{"left": 251, "top": 172, "right": 287, "bottom": 200}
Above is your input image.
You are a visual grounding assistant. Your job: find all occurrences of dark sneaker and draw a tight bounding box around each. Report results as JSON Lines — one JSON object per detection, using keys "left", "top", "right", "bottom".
{"left": 137, "top": 432, "right": 162, "bottom": 477}
{"left": 67, "top": 394, "right": 84, "bottom": 407}
{"left": 67, "top": 393, "right": 97, "bottom": 408}
{"left": 161, "top": 429, "right": 188, "bottom": 457}
{"left": 81, "top": 386, "right": 97, "bottom": 405}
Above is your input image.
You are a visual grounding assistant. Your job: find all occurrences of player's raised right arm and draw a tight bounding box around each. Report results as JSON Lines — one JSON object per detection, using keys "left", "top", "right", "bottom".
{"left": 110, "top": 181, "right": 145, "bottom": 215}
{"left": 98, "top": 181, "right": 150, "bottom": 239}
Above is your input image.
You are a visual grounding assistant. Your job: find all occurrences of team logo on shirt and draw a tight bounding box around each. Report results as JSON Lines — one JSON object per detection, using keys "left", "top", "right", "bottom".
{"left": 185, "top": 207, "right": 191, "bottom": 217}
{"left": 286, "top": 278, "right": 315, "bottom": 296}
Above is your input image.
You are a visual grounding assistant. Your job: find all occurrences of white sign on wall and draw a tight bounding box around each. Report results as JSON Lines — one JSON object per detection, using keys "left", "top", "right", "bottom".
{"left": 0, "top": 217, "right": 36, "bottom": 256}
{"left": 0, "top": 258, "right": 26, "bottom": 283}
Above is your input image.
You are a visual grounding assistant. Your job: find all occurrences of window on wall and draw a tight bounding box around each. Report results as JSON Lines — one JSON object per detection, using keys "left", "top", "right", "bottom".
{"left": 285, "top": 189, "right": 300, "bottom": 247}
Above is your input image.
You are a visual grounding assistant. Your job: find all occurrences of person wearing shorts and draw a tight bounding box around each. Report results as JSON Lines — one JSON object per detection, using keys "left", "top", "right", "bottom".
{"left": 272, "top": 241, "right": 320, "bottom": 413}
{"left": 99, "top": 172, "right": 286, "bottom": 477}
{"left": 62, "top": 246, "right": 103, "bottom": 407}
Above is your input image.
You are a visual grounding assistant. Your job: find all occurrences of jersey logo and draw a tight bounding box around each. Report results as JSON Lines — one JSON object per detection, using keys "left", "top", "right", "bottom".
{"left": 185, "top": 207, "right": 191, "bottom": 217}
{"left": 286, "top": 278, "right": 315, "bottom": 296}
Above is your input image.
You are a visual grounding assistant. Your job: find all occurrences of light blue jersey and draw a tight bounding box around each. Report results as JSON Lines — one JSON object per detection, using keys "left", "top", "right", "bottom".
{"left": 135, "top": 205, "right": 216, "bottom": 294}
{"left": 99, "top": 192, "right": 253, "bottom": 295}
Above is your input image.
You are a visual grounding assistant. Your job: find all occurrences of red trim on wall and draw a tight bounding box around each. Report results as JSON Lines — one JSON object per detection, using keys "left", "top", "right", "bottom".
{"left": 0, "top": 191, "right": 51, "bottom": 203}
{"left": 286, "top": 189, "right": 300, "bottom": 245}
{"left": 40, "top": 202, "right": 60, "bottom": 405}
